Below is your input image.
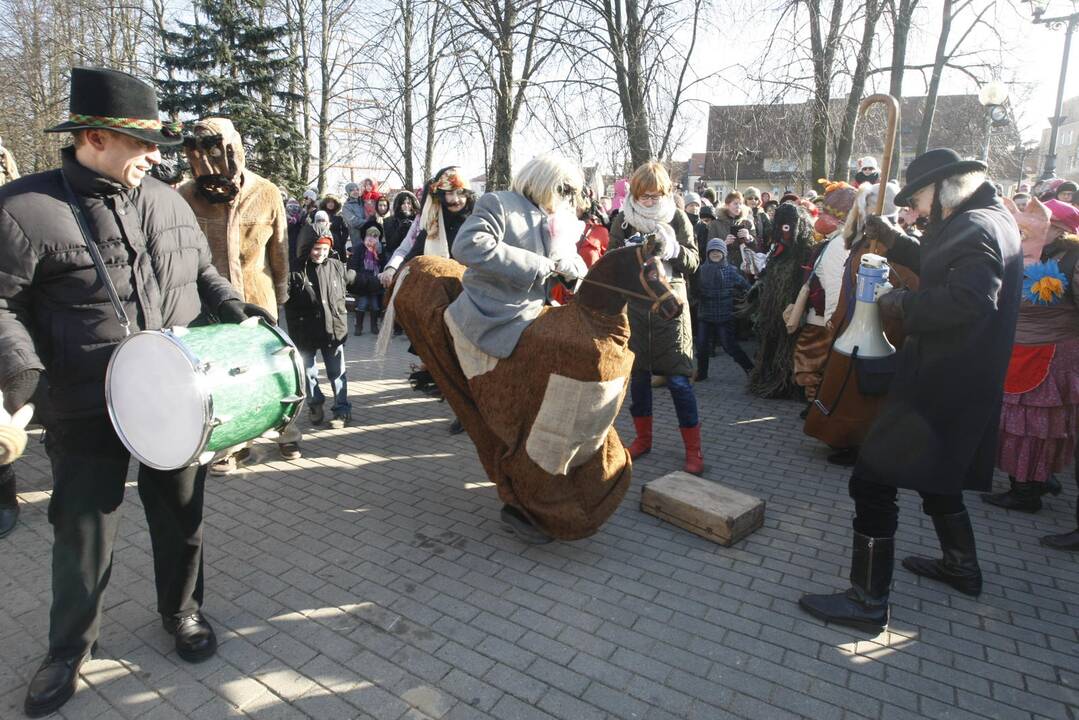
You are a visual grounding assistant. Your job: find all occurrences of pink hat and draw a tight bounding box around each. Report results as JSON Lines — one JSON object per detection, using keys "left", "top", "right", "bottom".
{"left": 1045, "top": 199, "right": 1079, "bottom": 235}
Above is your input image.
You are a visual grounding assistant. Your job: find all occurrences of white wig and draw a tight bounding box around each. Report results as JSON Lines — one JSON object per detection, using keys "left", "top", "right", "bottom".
{"left": 512, "top": 154, "right": 585, "bottom": 214}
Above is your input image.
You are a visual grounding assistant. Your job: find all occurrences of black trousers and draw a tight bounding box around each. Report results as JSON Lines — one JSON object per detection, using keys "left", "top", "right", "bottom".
{"left": 45, "top": 418, "right": 206, "bottom": 658}
{"left": 849, "top": 474, "right": 965, "bottom": 538}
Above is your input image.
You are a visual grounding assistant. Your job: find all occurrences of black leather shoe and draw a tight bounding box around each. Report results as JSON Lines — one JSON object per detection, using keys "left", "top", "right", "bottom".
{"left": 982, "top": 479, "right": 1042, "bottom": 513}
{"left": 24, "top": 649, "right": 91, "bottom": 718}
{"left": 827, "top": 447, "right": 858, "bottom": 466}
{"left": 162, "top": 613, "right": 217, "bottom": 663}
{"left": 1040, "top": 529, "right": 1079, "bottom": 551}
{"left": 500, "top": 505, "right": 553, "bottom": 545}
{"left": 902, "top": 511, "right": 983, "bottom": 596}
{"left": 0, "top": 503, "right": 17, "bottom": 539}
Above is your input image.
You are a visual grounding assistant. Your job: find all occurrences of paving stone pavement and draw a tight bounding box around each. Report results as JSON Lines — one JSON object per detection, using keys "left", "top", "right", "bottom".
{"left": 1, "top": 326, "right": 1077, "bottom": 720}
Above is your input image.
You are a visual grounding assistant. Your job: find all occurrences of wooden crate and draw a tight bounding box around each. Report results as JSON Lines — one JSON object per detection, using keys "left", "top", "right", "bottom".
{"left": 640, "top": 471, "right": 764, "bottom": 547}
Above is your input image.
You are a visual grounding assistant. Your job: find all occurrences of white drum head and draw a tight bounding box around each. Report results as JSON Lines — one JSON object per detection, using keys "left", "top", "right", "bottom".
{"left": 107, "top": 332, "right": 208, "bottom": 469}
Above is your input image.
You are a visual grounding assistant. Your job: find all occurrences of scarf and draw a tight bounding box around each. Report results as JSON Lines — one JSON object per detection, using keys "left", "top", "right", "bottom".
{"left": 620, "top": 195, "right": 675, "bottom": 234}
{"left": 419, "top": 195, "right": 449, "bottom": 258}
{"left": 363, "top": 247, "right": 381, "bottom": 273}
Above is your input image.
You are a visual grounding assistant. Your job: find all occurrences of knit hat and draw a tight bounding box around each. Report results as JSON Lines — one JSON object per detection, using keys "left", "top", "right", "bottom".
{"left": 743, "top": 186, "right": 761, "bottom": 200}
{"left": 706, "top": 238, "right": 727, "bottom": 255}
{"left": 303, "top": 189, "right": 317, "bottom": 201}
{"left": 1045, "top": 199, "right": 1079, "bottom": 234}
{"left": 857, "top": 156, "right": 878, "bottom": 173}
{"left": 683, "top": 191, "right": 701, "bottom": 206}
{"left": 699, "top": 204, "right": 716, "bottom": 220}
{"left": 345, "top": 182, "right": 360, "bottom": 194}
{"left": 313, "top": 236, "right": 333, "bottom": 248}
{"left": 313, "top": 210, "right": 329, "bottom": 224}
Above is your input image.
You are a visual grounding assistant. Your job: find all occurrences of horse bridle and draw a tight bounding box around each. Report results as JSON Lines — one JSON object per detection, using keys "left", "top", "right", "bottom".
{"left": 576, "top": 245, "right": 678, "bottom": 315}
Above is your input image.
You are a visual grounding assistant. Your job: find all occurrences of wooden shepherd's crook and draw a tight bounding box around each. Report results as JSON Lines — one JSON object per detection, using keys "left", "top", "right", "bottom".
{"left": 857, "top": 93, "right": 900, "bottom": 254}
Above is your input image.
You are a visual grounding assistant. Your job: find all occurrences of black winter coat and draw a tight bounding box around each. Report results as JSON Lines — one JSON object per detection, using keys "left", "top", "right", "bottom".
{"left": 855, "top": 183, "right": 1022, "bottom": 494}
{"left": 0, "top": 148, "right": 238, "bottom": 419}
{"left": 284, "top": 254, "right": 355, "bottom": 350}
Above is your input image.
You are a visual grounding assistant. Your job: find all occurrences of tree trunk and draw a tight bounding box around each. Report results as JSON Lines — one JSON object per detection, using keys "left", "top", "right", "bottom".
{"left": 400, "top": 0, "right": 415, "bottom": 190}
{"left": 916, "top": 0, "right": 952, "bottom": 155}
{"left": 887, "top": 0, "right": 917, "bottom": 178}
{"left": 831, "top": 0, "right": 883, "bottom": 179}
{"left": 316, "top": 0, "right": 330, "bottom": 193}
{"left": 807, "top": 0, "right": 844, "bottom": 182}
{"left": 296, "top": 0, "right": 312, "bottom": 186}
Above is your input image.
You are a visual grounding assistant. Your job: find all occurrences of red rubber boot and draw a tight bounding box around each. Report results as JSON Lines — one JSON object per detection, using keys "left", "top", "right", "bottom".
{"left": 680, "top": 424, "right": 704, "bottom": 475}
{"left": 626, "top": 416, "right": 652, "bottom": 459}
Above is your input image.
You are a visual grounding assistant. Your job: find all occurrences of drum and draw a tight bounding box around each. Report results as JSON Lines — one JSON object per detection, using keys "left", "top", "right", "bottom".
{"left": 106, "top": 319, "right": 305, "bottom": 470}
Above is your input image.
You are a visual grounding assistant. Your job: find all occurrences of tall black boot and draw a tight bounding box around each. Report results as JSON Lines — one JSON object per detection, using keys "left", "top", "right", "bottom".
{"left": 799, "top": 532, "right": 893, "bottom": 633}
{"left": 369, "top": 310, "right": 379, "bottom": 335}
{"left": 982, "top": 476, "right": 1042, "bottom": 513}
{"left": 0, "top": 463, "right": 17, "bottom": 538}
{"left": 353, "top": 312, "right": 364, "bottom": 336}
{"left": 902, "top": 511, "right": 982, "bottom": 596}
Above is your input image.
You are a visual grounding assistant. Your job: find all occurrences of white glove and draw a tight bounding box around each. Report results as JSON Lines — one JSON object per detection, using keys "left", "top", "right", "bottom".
{"left": 378, "top": 268, "right": 397, "bottom": 288}
{"left": 655, "top": 224, "right": 681, "bottom": 261}
{"left": 551, "top": 253, "right": 587, "bottom": 281}
{"left": 0, "top": 390, "right": 34, "bottom": 465}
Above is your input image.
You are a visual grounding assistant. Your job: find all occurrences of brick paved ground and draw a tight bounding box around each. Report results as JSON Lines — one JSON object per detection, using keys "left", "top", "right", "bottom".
{"left": 1, "top": 328, "right": 1077, "bottom": 720}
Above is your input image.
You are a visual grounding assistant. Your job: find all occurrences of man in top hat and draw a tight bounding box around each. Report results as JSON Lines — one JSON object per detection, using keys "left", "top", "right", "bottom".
{"left": 0, "top": 66, "right": 271, "bottom": 717}
{"left": 799, "top": 148, "right": 1022, "bottom": 633}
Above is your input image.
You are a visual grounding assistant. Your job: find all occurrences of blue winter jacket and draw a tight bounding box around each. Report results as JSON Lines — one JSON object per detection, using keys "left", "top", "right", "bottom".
{"left": 698, "top": 258, "right": 750, "bottom": 323}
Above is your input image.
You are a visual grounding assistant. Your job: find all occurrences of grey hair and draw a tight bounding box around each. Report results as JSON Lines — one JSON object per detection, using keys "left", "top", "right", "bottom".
{"left": 937, "top": 171, "right": 986, "bottom": 210}
{"left": 512, "top": 154, "right": 585, "bottom": 214}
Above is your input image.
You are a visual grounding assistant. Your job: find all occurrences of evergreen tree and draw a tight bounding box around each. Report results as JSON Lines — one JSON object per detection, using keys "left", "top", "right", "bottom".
{"left": 159, "top": 0, "right": 304, "bottom": 191}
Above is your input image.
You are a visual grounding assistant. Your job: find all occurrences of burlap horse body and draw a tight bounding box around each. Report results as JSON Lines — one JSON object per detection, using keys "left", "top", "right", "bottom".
{"left": 393, "top": 243, "right": 681, "bottom": 540}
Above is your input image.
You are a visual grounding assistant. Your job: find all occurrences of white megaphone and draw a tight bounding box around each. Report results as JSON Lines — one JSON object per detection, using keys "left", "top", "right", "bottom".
{"left": 833, "top": 253, "right": 896, "bottom": 358}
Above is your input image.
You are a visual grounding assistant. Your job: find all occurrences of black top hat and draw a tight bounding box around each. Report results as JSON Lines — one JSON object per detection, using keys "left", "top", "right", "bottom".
{"left": 895, "top": 149, "right": 986, "bottom": 206}
{"left": 45, "top": 67, "right": 182, "bottom": 146}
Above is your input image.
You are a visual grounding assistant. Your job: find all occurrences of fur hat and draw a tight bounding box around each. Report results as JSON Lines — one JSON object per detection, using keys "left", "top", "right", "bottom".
{"left": 743, "top": 186, "right": 761, "bottom": 200}
{"left": 699, "top": 204, "right": 716, "bottom": 220}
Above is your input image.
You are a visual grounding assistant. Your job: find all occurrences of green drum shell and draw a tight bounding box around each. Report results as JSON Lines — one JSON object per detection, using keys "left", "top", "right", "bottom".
{"left": 179, "top": 322, "right": 303, "bottom": 452}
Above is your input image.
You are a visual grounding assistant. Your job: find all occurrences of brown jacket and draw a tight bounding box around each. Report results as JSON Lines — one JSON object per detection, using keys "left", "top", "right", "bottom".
{"left": 178, "top": 118, "right": 288, "bottom": 319}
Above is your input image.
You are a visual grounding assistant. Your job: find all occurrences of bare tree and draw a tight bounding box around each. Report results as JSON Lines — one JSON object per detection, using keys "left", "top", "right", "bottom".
{"left": 831, "top": 0, "right": 885, "bottom": 178}
{"left": 451, "top": 0, "right": 562, "bottom": 190}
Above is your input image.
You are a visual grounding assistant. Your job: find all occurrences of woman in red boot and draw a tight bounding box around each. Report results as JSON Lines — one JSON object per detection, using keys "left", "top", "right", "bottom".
{"left": 608, "top": 162, "right": 703, "bottom": 473}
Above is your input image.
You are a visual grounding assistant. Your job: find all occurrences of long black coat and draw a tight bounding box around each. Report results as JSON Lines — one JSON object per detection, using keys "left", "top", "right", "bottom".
{"left": 855, "top": 183, "right": 1022, "bottom": 494}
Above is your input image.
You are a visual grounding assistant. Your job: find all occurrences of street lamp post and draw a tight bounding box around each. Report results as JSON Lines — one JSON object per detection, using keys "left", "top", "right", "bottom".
{"left": 978, "top": 80, "right": 1009, "bottom": 164}
{"left": 1029, "top": 0, "right": 1079, "bottom": 180}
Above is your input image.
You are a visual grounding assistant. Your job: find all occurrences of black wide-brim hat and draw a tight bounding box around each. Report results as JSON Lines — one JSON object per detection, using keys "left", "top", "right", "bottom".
{"left": 45, "top": 67, "right": 182, "bottom": 146}
{"left": 895, "top": 148, "right": 986, "bottom": 206}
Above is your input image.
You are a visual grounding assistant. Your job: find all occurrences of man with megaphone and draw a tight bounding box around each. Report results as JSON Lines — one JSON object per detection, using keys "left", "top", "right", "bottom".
{"left": 800, "top": 149, "right": 1023, "bottom": 634}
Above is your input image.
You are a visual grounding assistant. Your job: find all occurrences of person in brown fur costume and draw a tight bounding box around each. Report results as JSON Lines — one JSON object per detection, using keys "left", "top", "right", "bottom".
{"left": 748, "top": 202, "right": 814, "bottom": 398}
{"left": 178, "top": 118, "right": 299, "bottom": 470}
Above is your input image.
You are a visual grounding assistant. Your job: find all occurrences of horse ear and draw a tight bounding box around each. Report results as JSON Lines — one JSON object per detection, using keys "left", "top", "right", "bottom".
{"left": 1002, "top": 196, "right": 1019, "bottom": 216}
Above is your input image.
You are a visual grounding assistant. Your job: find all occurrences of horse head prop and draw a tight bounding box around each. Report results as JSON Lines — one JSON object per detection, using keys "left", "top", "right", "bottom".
{"left": 577, "top": 234, "right": 683, "bottom": 321}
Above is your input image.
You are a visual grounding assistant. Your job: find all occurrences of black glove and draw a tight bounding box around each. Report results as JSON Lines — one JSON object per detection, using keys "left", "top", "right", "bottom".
{"left": 218, "top": 299, "right": 275, "bottom": 324}
{"left": 3, "top": 369, "right": 42, "bottom": 414}
{"left": 864, "top": 215, "right": 905, "bottom": 250}
{"left": 877, "top": 289, "right": 908, "bottom": 322}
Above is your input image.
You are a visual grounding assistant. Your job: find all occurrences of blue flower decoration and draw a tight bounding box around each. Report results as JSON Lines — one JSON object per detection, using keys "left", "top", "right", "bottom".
{"left": 1023, "top": 260, "right": 1069, "bottom": 306}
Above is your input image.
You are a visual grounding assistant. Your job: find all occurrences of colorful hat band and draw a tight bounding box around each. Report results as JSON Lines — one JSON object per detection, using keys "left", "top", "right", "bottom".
{"left": 68, "top": 113, "right": 183, "bottom": 135}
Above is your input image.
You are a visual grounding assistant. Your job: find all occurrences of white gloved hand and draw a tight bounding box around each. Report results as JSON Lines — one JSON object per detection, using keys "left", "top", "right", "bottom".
{"left": 551, "top": 253, "right": 587, "bottom": 281}
{"left": 378, "top": 268, "right": 397, "bottom": 288}
{"left": 0, "top": 390, "right": 34, "bottom": 465}
{"left": 655, "top": 224, "right": 681, "bottom": 261}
